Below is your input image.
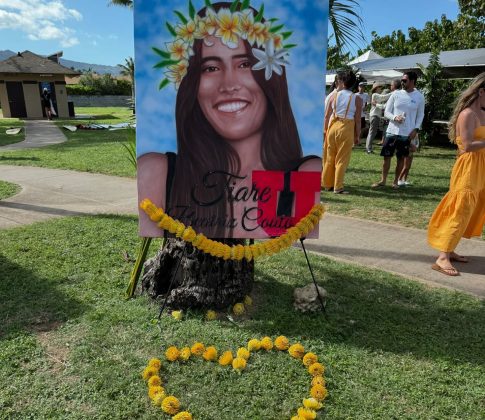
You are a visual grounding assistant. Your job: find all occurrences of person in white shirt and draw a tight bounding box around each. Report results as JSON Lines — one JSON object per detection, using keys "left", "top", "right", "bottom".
{"left": 356, "top": 82, "right": 369, "bottom": 134}
{"left": 371, "top": 71, "right": 425, "bottom": 189}
{"left": 365, "top": 82, "right": 392, "bottom": 153}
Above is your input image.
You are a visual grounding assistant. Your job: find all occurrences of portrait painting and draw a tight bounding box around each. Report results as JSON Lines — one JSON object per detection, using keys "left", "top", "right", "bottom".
{"left": 135, "top": 0, "right": 329, "bottom": 238}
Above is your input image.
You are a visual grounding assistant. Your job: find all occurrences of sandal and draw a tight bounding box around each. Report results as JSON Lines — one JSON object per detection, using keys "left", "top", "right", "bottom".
{"left": 334, "top": 189, "right": 350, "bottom": 194}
{"left": 431, "top": 263, "right": 459, "bottom": 276}
{"left": 371, "top": 182, "right": 385, "bottom": 188}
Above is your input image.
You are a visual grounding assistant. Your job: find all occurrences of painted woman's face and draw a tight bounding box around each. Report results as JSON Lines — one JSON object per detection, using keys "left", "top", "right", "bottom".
{"left": 197, "top": 36, "right": 267, "bottom": 142}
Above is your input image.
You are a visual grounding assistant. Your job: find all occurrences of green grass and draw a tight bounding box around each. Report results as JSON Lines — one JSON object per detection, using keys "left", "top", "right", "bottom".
{"left": 0, "top": 180, "right": 20, "bottom": 200}
{"left": 1, "top": 216, "right": 484, "bottom": 419}
{"left": 0, "top": 117, "right": 24, "bottom": 147}
{"left": 322, "top": 144, "right": 484, "bottom": 234}
{"left": 0, "top": 107, "right": 135, "bottom": 177}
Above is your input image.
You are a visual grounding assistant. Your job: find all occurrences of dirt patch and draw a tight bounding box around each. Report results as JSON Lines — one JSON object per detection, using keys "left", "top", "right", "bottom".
{"left": 32, "top": 320, "right": 69, "bottom": 373}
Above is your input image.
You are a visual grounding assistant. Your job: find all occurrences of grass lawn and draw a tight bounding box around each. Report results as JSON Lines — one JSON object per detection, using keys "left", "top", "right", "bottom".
{"left": 1, "top": 216, "right": 484, "bottom": 419}
{"left": 0, "top": 107, "right": 135, "bottom": 177}
{"left": 0, "top": 116, "right": 24, "bottom": 147}
{"left": 0, "top": 180, "right": 20, "bottom": 200}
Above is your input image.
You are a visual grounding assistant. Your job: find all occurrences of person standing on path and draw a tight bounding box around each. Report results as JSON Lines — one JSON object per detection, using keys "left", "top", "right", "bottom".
{"left": 41, "top": 88, "right": 52, "bottom": 120}
{"left": 428, "top": 72, "right": 485, "bottom": 276}
{"left": 322, "top": 70, "right": 362, "bottom": 194}
{"left": 366, "top": 83, "right": 391, "bottom": 153}
{"left": 371, "top": 71, "right": 424, "bottom": 189}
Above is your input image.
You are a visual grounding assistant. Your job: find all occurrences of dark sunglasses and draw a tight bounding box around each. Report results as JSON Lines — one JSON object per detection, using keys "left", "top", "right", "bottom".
{"left": 401, "top": 79, "right": 408, "bottom": 83}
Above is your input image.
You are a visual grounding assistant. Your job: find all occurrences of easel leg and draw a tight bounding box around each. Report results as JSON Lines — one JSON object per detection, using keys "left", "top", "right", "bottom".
{"left": 300, "top": 239, "right": 327, "bottom": 316}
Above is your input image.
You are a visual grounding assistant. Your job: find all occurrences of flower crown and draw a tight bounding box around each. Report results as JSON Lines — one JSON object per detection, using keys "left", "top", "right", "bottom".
{"left": 153, "top": 0, "right": 296, "bottom": 90}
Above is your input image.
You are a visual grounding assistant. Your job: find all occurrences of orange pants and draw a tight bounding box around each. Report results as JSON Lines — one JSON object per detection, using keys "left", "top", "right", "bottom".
{"left": 321, "top": 118, "right": 354, "bottom": 191}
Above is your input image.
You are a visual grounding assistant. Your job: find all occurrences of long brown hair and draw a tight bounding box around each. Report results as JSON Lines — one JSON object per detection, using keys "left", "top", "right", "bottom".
{"left": 448, "top": 72, "right": 485, "bottom": 143}
{"left": 170, "top": 2, "right": 303, "bottom": 237}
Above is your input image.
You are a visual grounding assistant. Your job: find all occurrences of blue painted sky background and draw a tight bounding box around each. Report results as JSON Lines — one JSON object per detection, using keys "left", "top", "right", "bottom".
{"left": 134, "top": 0, "right": 329, "bottom": 157}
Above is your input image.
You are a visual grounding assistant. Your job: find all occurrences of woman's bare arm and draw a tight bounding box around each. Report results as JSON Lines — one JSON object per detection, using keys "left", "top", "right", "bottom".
{"left": 457, "top": 109, "right": 485, "bottom": 153}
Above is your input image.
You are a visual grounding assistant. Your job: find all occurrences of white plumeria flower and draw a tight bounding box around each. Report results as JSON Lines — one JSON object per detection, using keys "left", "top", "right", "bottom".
{"left": 252, "top": 39, "right": 290, "bottom": 80}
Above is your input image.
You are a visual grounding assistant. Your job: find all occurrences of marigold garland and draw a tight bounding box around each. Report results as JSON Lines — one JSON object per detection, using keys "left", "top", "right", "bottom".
{"left": 140, "top": 199, "right": 325, "bottom": 261}
{"left": 143, "top": 336, "right": 328, "bottom": 419}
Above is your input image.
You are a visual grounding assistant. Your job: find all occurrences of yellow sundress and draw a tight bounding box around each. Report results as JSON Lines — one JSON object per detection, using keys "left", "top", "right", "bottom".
{"left": 427, "top": 126, "right": 485, "bottom": 252}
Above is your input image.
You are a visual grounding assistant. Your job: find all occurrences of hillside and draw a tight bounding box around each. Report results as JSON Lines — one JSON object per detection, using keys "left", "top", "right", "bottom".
{"left": 0, "top": 50, "right": 121, "bottom": 75}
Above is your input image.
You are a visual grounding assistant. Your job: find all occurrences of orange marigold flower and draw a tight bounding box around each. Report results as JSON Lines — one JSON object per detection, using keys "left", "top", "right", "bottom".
{"left": 205, "top": 310, "right": 217, "bottom": 321}
{"left": 233, "top": 302, "right": 245, "bottom": 315}
{"left": 274, "top": 335, "right": 290, "bottom": 351}
{"left": 161, "top": 395, "right": 180, "bottom": 415}
{"left": 297, "top": 406, "right": 317, "bottom": 419}
{"left": 289, "top": 343, "right": 305, "bottom": 359}
{"left": 191, "top": 342, "right": 205, "bottom": 356}
{"left": 173, "top": 411, "right": 193, "bottom": 420}
{"left": 302, "top": 352, "right": 318, "bottom": 367}
{"left": 308, "top": 362, "right": 325, "bottom": 377}
{"left": 179, "top": 347, "right": 191, "bottom": 362}
{"left": 303, "top": 397, "right": 323, "bottom": 410}
{"left": 218, "top": 350, "right": 233, "bottom": 366}
{"left": 310, "top": 384, "right": 328, "bottom": 401}
{"left": 165, "top": 346, "right": 180, "bottom": 362}
{"left": 203, "top": 346, "right": 218, "bottom": 361}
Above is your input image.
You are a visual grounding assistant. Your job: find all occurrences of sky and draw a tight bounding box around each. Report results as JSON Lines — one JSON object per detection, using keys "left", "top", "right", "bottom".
{"left": 0, "top": 0, "right": 461, "bottom": 67}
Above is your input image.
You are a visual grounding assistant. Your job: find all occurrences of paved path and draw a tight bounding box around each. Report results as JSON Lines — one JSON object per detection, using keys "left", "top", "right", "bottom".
{"left": 0, "top": 165, "right": 483, "bottom": 299}
{"left": 1, "top": 120, "right": 66, "bottom": 151}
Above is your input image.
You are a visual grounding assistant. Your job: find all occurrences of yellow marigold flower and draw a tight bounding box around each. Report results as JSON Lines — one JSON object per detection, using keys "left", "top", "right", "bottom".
{"left": 274, "top": 335, "right": 290, "bottom": 351}
{"left": 244, "top": 246, "right": 253, "bottom": 261}
{"left": 171, "top": 310, "right": 183, "bottom": 320}
{"left": 182, "top": 226, "right": 196, "bottom": 242}
{"left": 148, "top": 375, "right": 162, "bottom": 388}
{"left": 165, "top": 346, "right": 180, "bottom": 362}
{"left": 260, "top": 336, "right": 273, "bottom": 351}
{"left": 148, "top": 385, "right": 165, "bottom": 400}
{"left": 237, "top": 347, "right": 250, "bottom": 360}
{"left": 233, "top": 302, "right": 245, "bottom": 315}
{"left": 310, "top": 384, "right": 328, "bottom": 401}
{"left": 308, "top": 362, "right": 325, "bottom": 377}
{"left": 173, "top": 411, "right": 193, "bottom": 420}
{"left": 289, "top": 343, "right": 305, "bottom": 359}
{"left": 243, "top": 295, "right": 253, "bottom": 306}
{"left": 290, "top": 416, "right": 304, "bottom": 420}
{"left": 232, "top": 357, "right": 247, "bottom": 372}
{"left": 179, "top": 347, "right": 191, "bottom": 362}
{"left": 152, "top": 391, "right": 166, "bottom": 406}
{"left": 191, "top": 342, "right": 205, "bottom": 356}
{"left": 161, "top": 396, "right": 180, "bottom": 415}
{"left": 311, "top": 375, "right": 325, "bottom": 387}
{"left": 247, "top": 338, "right": 261, "bottom": 351}
{"left": 142, "top": 366, "right": 159, "bottom": 381}
{"left": 303, "top": 397, "right": 323, "bottom": 410}
{"left": 203, "top": 346, "right": 218, "bottom": 361}
{"left": 302, "top": 352, "right": 318, "bottom": 367}
{"left": 297, "top": 407, "right": 317, "bottom": 420}
{"left": 148, "top": 358, "right": 162, "bottom": 370}
{"left": 206, "top": 310, "right": 217, "bottom": 321}
{"left": 218, "top": 350, "right": 233, "bottom": 366}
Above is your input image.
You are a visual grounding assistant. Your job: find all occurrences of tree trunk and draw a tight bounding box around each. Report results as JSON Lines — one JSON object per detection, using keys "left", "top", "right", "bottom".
{"left": 142, "top": 238, "right": 254, "bottom": 310}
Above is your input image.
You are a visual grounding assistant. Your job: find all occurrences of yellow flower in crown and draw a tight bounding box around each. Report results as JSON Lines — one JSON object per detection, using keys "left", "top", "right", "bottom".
{"left": 215, "top": 8, "right": 240, "bottom": 48}
{"left": 195, "top": 8, "right": 218, "bottom": 45}
{"left": 166, "top": 39, "right": 192, "bottom": 61}
{"left": 166, "top": 60, "right": 189, "bottom": 89}
{"left": 176, "top": 18, "right": 197, "bottom": 44}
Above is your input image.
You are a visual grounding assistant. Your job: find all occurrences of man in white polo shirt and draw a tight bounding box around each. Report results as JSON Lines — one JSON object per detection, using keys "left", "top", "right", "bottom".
{"left": 371, "top": 71, "right": 424, "bottom": 189}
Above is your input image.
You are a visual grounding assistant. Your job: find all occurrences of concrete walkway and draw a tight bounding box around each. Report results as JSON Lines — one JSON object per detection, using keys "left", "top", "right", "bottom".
{"left": 1, "top": 120, "right": 66, "bottom": 151}
{"left": 0, "top": 165, "right": 484, "bottom": 299}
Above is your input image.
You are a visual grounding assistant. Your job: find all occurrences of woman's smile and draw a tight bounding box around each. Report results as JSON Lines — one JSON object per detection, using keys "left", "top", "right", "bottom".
{"left": 215, "top": 100, "right": 249, "bottom": 114}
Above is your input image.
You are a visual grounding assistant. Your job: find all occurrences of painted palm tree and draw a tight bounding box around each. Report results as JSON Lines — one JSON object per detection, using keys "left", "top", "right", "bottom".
{"left": 108, "top": 0, "right": 133, "bottom": 7}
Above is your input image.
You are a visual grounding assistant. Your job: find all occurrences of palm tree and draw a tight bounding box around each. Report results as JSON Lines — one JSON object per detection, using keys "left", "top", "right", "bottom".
{"left": 108, "top": 0, "right": 133, "bottom": 7}
{"left": 118, "top": 56, "right": 135, "bottom": 112}
{"left": 329, "top": 0, "right": 365, "bottom": 52}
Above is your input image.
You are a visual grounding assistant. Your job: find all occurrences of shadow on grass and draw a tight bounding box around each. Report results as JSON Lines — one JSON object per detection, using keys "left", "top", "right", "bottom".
{"left": 248, "top": 255, "right": 485, "bottom": 367}
{"left": 0, "top": 156, "right": 41, "bottom": 161}
{"left": 0, "top": 254, "right": 87, "bottom": 339}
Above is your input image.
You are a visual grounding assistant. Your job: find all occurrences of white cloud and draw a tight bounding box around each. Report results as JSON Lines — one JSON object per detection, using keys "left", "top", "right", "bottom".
{"left": 0, "top": 0, "right": 82, "bottom": 48}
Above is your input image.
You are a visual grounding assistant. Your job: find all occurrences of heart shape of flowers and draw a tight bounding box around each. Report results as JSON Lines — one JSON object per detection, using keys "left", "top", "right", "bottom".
{"left": 142, "top": 336, "right": 328, "bottom": 419}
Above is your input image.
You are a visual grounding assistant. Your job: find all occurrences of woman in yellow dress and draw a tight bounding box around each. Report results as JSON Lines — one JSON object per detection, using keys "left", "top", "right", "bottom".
{"left": 428, "top": 72, "right": 485, "bottom": 276}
